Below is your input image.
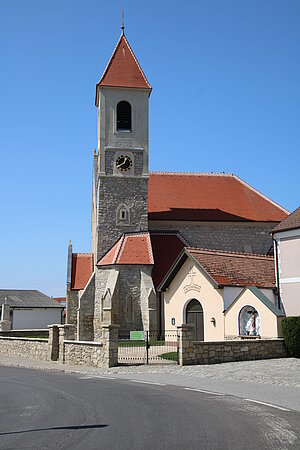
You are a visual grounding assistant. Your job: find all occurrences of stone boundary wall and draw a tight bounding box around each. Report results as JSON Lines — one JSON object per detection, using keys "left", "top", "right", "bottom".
{"left": 178, "top": 325, "right": 287, "bottom": 366}
{"left": 0, "top": 324, "right": 119, "bottom": 369}
{"left": 63, "top": 340, "right": 105, "bottom": 367}
{"left": 0, "top": 336, "right": 50, "bottom": 361}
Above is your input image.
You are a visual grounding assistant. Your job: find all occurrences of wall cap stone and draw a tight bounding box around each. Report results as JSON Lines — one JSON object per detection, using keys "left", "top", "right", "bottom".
{"left": 0, "top": 336, "right": 48, "bottom": 342}
{"left": 192, "top": 339, "right": 285, "bottom": 345}
{"left": 64, "top": 340, "right": 103, "bottom": 347}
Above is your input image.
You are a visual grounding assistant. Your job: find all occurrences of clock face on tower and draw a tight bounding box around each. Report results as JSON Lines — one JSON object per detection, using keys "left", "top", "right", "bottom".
{"left": 116, "top": 155, "right": 133, "bottom": 172}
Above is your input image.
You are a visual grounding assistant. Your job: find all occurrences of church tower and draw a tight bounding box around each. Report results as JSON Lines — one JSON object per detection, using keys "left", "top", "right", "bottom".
{"left": 92, "top": 31, "right": 152, "bottom": 263}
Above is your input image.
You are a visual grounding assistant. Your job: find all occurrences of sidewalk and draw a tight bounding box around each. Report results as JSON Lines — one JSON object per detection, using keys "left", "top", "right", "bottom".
{"left": 1, "top": 354, "right": 299, "bottom": 411}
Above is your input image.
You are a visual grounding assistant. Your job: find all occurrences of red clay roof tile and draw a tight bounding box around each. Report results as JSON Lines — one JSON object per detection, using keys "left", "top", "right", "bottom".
{"left": 97, "top": 35, "right": 151, "bottom": 91}
{"left": 150, "top": 232, "right": 186, "bottom": 288}
{"left": 188, "top": 248, "right": 275, "bottom": 288}
{"left": 53, "top": 297, "right": 66, "bottom": 304}
{"left": 148, "top": 173, "right": 288, "bottom": 222}
{"left": 71, "top": 253, "right": 94, "bottom": 290}
{"left": 97, "top": 233, "right": 154, "bottom": 266}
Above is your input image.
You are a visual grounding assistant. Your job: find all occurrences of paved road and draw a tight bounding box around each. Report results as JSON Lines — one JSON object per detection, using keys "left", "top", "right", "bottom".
{"left": 0, "top": 366, "right": 299, "bottom": 449}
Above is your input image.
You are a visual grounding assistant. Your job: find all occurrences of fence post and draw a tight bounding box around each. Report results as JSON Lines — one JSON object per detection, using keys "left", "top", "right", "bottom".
{"left": 58, "top": 324, "right": 76, "bottom": 363}
{"left": 146, "top": 331, "right": 149, "bottom": 365}
{"left": 48, "top": 324, "right": 59, "bottom": 361}
{"left": 177, "top": 324, "right": 195, "bottom": 366}
{"left": 102, "top": 324, "right": 120, "bottom": 368}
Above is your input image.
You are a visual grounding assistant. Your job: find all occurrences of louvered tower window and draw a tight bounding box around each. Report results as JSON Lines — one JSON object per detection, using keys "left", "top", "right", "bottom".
{"left": 117, "top": 101, "right": 131, "bottom": 131}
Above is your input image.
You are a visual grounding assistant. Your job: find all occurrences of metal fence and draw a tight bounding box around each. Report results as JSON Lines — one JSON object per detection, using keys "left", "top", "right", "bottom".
{"left": 118, "top": 330, "right": 178, "bottom": 365}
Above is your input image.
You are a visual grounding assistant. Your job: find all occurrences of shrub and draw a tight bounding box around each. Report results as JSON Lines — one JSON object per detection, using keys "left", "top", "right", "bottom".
{"left": 281, "top": 317, "right": 300, "bottom": 357}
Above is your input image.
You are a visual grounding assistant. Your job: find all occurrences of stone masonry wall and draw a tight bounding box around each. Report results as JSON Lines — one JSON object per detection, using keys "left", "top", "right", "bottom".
{"left": 97, "top": 176, "right": 148, "bottom": 260}
{"left": 78, "top": 274, "right": 95, "bottom": 341}
{"left": 63, "top": 324, "right": 118, "bottom": 368}
{"left": 116, "top": 266, "right": 143, "bottom": 331}
{"left": 94, "top": 265, "right": 148, "bottom": 335}
{"left": 66, "top": 290, "right": 79, "bottom": 325}
{"left": 94, "top": 268, "right": 112, "bottom": 340}
{"left": 0, "top": 337, "right": 50, "bottom": 361}
{"left": 0, "top": 324, "right": 118, "bottom": 368}
{"left": 149, "top": 221, "right": 276, "bottom": 255}
{"left": 178, "top": 325, "right": 287, "bottom": 366}
{"left": 63, "top": 341, "right": 105, "bottom": 367}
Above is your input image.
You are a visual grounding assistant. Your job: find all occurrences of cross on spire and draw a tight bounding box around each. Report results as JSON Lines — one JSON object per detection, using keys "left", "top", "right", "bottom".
{"left": 121, "top": 9, "right": 125, "bottom": 35}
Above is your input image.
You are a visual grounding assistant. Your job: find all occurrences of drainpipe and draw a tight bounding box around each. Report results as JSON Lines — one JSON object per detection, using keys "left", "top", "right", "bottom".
{"left": 272, "top": 236, "right": 281, "bottom": 310}
{"left": 66, "top": 239, "right": 73, "bottom": 323}
{"left": 158, "top": 292, "right": 162, "bottom": 336}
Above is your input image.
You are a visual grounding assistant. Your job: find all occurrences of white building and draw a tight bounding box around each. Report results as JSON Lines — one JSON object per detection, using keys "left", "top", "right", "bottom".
{"left": 272, "top": 207, "right": 300, "bottom": 316}
{"left": 0, "top": 290, "right": 63, "bottom": 330}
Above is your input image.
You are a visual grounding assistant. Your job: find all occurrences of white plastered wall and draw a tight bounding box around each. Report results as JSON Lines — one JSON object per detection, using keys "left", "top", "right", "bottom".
{"left": 274, "top": 229, "right": 300, "bottom": 316}
{"left": 12, "top": 308, "right": 62, "bottom": 329}
{"left": 163, "top": 258, "right": 224, "bottom": 341}
{"left": 225, "top": 289, "right": 282, "bottom": 338}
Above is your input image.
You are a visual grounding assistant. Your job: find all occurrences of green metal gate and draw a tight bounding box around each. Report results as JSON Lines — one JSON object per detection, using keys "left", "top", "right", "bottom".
{"left": 118, "top": 330, "right": 179, "bottom": 365}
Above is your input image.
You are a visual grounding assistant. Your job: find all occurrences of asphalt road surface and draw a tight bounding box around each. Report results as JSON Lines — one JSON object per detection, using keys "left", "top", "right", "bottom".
{"left": 0, "top": 366, "right": 298, "bottom": 450}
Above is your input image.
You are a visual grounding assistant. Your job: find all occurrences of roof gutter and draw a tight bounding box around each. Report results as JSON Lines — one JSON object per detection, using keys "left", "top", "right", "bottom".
{"left": 272, "top": 235, "right": 281, "bottom": 310}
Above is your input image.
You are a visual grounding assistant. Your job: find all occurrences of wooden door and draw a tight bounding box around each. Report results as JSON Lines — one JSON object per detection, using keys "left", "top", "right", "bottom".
{"left": 186, "top": 299, "right": 204, "bottom": 341}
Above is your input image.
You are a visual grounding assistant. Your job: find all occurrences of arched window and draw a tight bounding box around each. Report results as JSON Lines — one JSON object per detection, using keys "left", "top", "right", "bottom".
{"left": 117, "top": 101, "right": 131, "bottom": 131}
{"left": 126, "top": 294, "right": 134, "bottom": 323}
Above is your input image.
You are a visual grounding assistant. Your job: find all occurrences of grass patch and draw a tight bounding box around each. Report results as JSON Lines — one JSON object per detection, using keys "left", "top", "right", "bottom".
{"left": 118, "top": 340, "right": 165, "bottom": 348}
{"left": 158, "top": 351, "right": 178, "bottom": 361}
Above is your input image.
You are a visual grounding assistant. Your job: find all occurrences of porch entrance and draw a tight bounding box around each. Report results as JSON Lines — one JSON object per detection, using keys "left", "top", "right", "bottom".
{"left": 186, "top": 299, "right": 204, "bottom": 341}
{"left": 118, "top": 330, "right": 178, "bottom": 365}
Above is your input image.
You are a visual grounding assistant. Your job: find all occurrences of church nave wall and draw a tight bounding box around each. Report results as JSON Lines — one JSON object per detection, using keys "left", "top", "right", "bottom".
{"left": 149, "top": 221, "right": 276, "bottom": 254}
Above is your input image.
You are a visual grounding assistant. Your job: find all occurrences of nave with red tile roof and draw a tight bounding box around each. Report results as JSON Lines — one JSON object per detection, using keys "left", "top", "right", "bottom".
{"left": 148, "top": 172, "right": 288, "bottom": 223}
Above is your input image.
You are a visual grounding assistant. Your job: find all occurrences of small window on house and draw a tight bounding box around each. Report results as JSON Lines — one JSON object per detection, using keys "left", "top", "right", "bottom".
{"left": 117, "top": 101, "right": 131, "bottom": 131}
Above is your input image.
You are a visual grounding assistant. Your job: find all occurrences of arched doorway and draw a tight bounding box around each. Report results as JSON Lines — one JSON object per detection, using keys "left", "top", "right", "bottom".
{"left": 239, "top": 306, "right": 261, "bottom": 336}
{"left": 186, "top": 299, "right": 204, "bottom": 341}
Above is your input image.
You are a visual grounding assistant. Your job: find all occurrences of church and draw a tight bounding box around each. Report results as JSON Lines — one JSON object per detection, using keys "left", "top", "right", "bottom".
{"left": 66, "top": 30, "right": 288, "bottom": 343}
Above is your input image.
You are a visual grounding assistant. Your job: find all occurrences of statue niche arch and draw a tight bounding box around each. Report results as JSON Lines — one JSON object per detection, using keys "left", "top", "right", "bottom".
{"left": 239, "top": 305, "right": 261, "bottom": 336}
{"left": 186, "top": 299, "right": 204, "bottom": 341}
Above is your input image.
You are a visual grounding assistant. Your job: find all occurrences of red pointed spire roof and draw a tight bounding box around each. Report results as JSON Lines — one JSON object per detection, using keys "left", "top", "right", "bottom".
{"left": 96, "top": 34, "right": 151, "bottom": 92}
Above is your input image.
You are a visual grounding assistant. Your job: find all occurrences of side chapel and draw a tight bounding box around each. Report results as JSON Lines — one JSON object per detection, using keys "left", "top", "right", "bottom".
{"left": 66, "top": 29, "right": 289, "bottom": 342}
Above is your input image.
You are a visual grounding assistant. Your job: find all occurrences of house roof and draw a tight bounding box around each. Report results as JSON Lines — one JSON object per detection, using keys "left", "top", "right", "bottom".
{"left": 96, "top": 34, "right": 151, "bottom": 98}
{"left": 71, "top": 253, "right": 94, "bottom": 290}
{"left": 53, "top": 297, "right": 66, "bottom": 304}
{"left": 0, "top": 290, "right": 63, "bottom": 308}
{"left": 148, "top": 172, "right": 288, "bottom": 222}
{"left": 188, "top": 248, "right": 275, "bottom": 288}
{"left": 97, "top": 233, "right": 154, "bottom": 266}
{"left": 159, "top": 247, "right": 276, "bottom": 291}
{"left": 150, "top": 232, "right": 186, "bottom": 288}
{"left": 225, "top": 286, "right": 284, "bottom": 317}
{"left": 272, "top": 206, "right": 300, "bottom": 233}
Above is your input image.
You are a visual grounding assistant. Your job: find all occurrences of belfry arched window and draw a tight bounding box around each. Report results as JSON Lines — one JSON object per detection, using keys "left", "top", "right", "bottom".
{"left": 117, "top": 101, "right": 131, "bottom": 131}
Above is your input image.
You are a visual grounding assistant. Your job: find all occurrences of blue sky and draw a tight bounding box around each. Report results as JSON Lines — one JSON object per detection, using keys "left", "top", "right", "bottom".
{"left": 1, "top": 0, "right": 299, "bottom": 297}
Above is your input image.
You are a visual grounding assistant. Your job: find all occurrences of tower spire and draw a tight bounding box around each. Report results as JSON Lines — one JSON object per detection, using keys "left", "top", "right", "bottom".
{"left": 121, "top": 9, "right": 125, "bottom": 35}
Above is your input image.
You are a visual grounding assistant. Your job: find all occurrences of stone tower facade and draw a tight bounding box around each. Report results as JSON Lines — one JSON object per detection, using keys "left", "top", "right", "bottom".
{"left": 92, "top": 33, "right": 152, "bottom": 263}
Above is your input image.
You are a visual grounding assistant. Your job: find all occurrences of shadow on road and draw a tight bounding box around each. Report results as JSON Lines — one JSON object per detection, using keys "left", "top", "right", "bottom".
{"left": 0, "top": 424, "right": 108, "bottom": 436}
